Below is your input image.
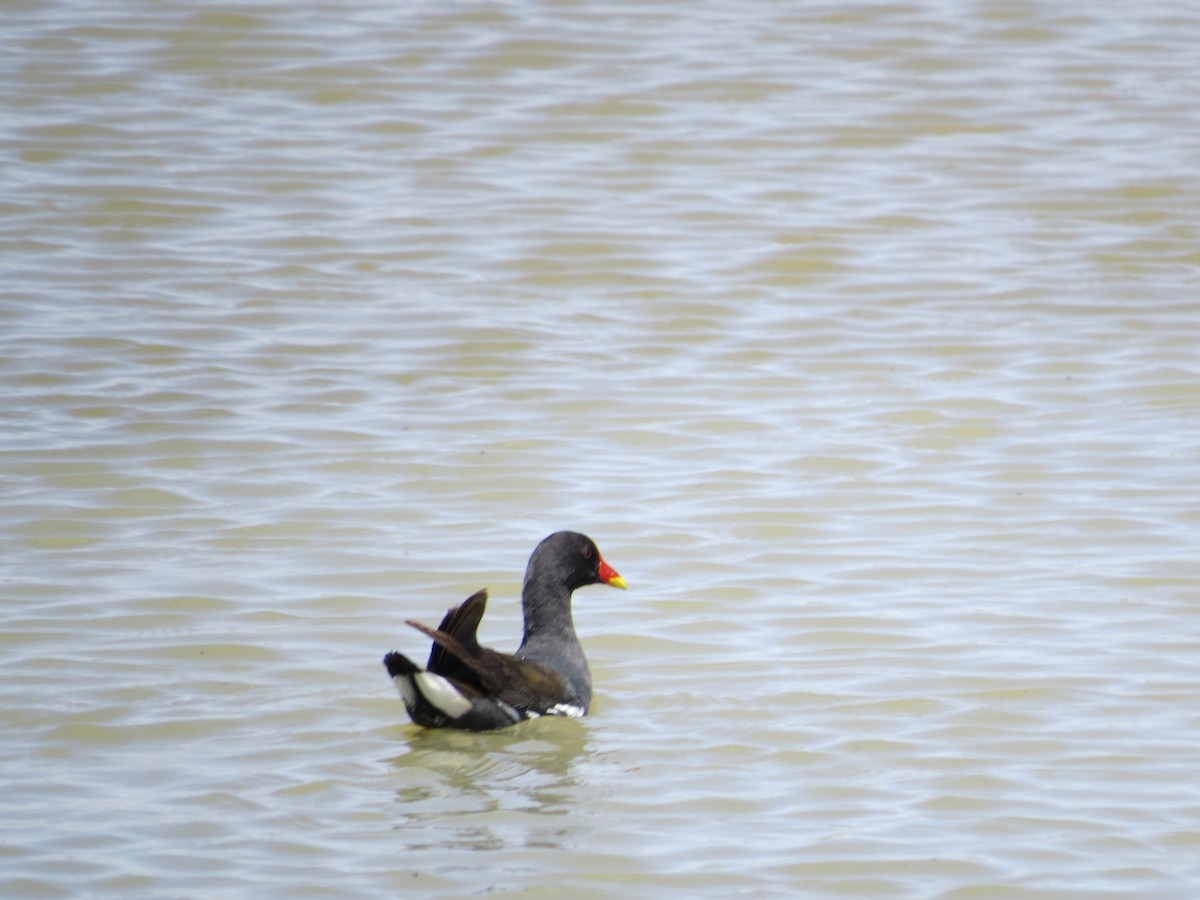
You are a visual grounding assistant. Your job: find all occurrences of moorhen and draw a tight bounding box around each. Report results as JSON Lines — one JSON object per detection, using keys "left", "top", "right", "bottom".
{"left": 383, "top": 531, "right": 626, "bottom": 731}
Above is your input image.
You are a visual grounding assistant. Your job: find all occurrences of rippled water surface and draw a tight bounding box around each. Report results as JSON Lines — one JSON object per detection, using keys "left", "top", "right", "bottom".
{"left": 4, "top": 1, "right": 1200, "bottom": 896}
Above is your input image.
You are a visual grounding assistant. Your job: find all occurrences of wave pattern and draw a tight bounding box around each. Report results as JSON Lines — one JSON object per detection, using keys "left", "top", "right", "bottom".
{"left": 3, "top": 0, "right": 1199, "bottom": 896}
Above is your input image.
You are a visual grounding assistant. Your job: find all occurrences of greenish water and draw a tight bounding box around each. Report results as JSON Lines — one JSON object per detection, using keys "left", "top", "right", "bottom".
{"left": 3, "top": 1, "right": 1199, "bottom": 896}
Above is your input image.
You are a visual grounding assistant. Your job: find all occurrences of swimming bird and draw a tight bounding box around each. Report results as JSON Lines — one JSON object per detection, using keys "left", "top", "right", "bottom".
{"left": 383, "top": 531, "right": 626, "bottom": 731}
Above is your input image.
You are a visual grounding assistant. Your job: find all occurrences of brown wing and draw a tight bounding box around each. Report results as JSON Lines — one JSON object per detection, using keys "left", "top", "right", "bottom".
{"left": 406, "top": 616, "right": 570, "bottom": 714}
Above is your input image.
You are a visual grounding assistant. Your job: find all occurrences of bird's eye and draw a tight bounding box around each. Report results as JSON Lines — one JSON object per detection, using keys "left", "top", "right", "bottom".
{"left": 582, "top": 546, "right": 593, "bottom": 560}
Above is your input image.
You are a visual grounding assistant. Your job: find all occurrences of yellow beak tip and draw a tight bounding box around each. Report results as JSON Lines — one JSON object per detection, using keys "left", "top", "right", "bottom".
{"left": 607, "top": 575, "right": 628, "bottom": 590}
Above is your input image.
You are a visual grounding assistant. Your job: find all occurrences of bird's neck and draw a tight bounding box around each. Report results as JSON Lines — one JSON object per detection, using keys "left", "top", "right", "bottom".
{"left": 520, "top": 571, "right": 578, "bottom": 648}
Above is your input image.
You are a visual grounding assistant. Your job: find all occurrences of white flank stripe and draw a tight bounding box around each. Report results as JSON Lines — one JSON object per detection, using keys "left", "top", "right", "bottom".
{"left": 414, "top": 671, "right": 472, "bottom": 718}
{"left": 497, "top": 700, "right": 521, "bottom": 721}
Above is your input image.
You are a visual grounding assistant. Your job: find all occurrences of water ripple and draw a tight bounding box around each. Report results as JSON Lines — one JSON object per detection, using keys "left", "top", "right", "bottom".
{"left": 3, "top": 0, "right": 1200, "bottom": 896}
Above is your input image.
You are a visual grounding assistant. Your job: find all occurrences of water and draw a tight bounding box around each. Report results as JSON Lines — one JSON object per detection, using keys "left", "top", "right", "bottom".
{"left": 3, "top": 0, "right": 1199, "bottom": 896}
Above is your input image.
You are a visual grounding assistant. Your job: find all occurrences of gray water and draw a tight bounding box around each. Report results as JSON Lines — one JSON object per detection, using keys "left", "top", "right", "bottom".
{"left": 3, "top": 1, "right": 1199, "bottom": 896}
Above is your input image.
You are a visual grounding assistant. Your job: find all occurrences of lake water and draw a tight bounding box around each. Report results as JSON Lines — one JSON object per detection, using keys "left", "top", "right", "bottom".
{"left": 3, "top": 0, "right": 1199, "bottom": 896}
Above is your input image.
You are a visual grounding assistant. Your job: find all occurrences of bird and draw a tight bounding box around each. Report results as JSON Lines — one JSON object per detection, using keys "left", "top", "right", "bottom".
{"left": 383, "top": 531, "right": 626, "bottom": 731}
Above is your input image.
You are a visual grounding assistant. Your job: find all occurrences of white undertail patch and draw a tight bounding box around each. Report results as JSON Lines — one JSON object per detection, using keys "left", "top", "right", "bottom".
{"left": 393, "top": 675, "right": 417, "bottom": 710}
{"left": 546, "top": 702, "right": 585, "bottom": 718}
{"left": 414, "top": 671, "right": 473, "bottom": 718}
